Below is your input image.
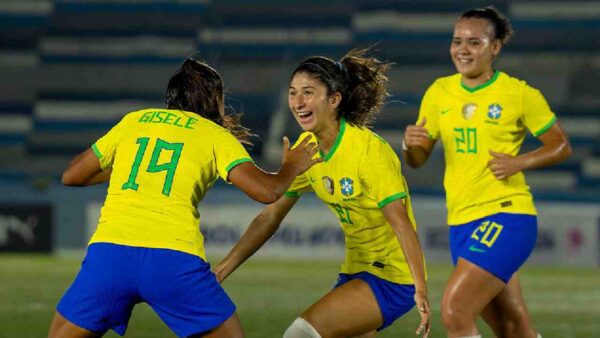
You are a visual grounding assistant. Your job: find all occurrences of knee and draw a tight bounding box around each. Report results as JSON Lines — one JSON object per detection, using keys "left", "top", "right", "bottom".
{"left": 497, "top": 318, "right": 536, "bottom": 338}
{"left": 283, "top": 318, "right": 322, "bottom": 338}
{"left": 441, "top": 305, "right": 465, "bottom": 333}
{"left": 441, "top": 298, "right": 474, "bottom": 333}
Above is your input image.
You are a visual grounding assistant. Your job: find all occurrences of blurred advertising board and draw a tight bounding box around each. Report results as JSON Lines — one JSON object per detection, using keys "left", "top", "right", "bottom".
{"left": 86, "top": 194, "right": 600, "bottom": 266}
{"left": 0, "top": 204, "right": 52, "bottom": 252}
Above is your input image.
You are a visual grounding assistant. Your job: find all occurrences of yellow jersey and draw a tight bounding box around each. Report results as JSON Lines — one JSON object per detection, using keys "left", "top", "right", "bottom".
{"left": 418, "top": 71, "right": 556, "bottom": 225}
{"left": 89, "top": 108, "right": 252, "bottom": 259}
{"left": 286, "top": 119, "right": 423, "bottom": 284}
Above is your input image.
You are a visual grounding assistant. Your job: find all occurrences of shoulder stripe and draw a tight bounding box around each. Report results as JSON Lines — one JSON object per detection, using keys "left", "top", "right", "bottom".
{"left": 91, "top": 143, "right": 103, "bottom": 159}
{"left": 532, "top": 115, "right": 557, "bottom": 137}
{"left": 377, "top": 192, "right": 407, "bottom": 209}
{"left": 225, "top": 157, "right": 253, "bottom": 173}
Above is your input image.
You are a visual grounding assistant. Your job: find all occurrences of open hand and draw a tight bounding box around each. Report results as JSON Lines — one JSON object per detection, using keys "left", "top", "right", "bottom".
{"left": 415, "top": 291, "right": 431, "bottom": 338}
{"left": 282, "top": 135, "right": 322, "bottom": 175}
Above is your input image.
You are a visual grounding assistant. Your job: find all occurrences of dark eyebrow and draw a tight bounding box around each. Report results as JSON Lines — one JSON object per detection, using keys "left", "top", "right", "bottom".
{"left": 289, "top": 86, "right": 315, "bottom": 90}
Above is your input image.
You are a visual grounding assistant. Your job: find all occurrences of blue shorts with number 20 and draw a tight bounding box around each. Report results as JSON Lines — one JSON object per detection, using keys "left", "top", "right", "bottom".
{"left": 449, "top": 213, "right": 537, "bottom": 283}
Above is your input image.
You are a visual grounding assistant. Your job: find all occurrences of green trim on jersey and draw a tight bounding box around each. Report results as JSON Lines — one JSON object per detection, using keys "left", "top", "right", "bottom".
{"left": 225, "top": 157, "right": 253, "bottom": 173}
{"left": 91, "top": 143, "right": 103, "bottom": 159}
{"left": 377, "top": 192, "right": 407, "bottom": 209}
{"left": 461, "top": 70, "right": 500, "bottom": 93}
{"left": 532, "top": 115, "right": 557, "bottom": 137}
{"left": 319, "top": 118, "right": 347, "bottom": 162}
{"left": 284, "top": 191, "right": 301, "bottom": 197}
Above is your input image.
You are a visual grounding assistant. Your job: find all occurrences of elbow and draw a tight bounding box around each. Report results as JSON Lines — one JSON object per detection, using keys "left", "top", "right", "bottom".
{"left": 254, "top": 189, "right": 280, "bottom": 204}
{"left": 61, "top": 170, "right": 82, "bottom": 186}
{"left": 258, "top": 193, "right": 280, "bottom": 205}
{"left": 553, "top": 139, "right": 572, "bottom": 164}
{"left": 562, "top": 141, "right": 572, "bottom": 159}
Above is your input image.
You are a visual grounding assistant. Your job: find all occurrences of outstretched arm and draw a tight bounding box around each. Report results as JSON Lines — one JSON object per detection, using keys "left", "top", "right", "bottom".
{"left": 382, "top": 200, "right": 431, "bottom": 337}
{"left": 62, "top": 148, "right": 112, "bottom": 186}
{"left": 228, "top": 136, "right": 321, "bottom": 204}
{"left": 214, "top": 195, "right": 299, "bottom": 283}
{"left": 488, "top": 122, "right": 571, "bottom": 179}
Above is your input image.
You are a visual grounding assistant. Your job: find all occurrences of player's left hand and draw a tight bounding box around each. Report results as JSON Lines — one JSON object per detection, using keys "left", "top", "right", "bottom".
{"left": 414, "top": 291, "right": 431, "bottom": 338}
{"left": 488, "top": 150, "right": 523, "bottom": 179}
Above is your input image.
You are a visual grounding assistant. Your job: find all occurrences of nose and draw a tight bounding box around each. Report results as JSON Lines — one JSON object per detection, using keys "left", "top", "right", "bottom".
{"left": 455, "top": 42, "right": 468, "bottom": 54}
{"left": 292, "top": 94, "right": 305, "bottom": 110}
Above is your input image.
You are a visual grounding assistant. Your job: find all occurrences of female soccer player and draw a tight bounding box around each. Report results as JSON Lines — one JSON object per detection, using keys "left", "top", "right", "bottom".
{"left": 402, "top": 7, "right": 571, "bottom": 338}
{"left": 214, "top": 49, "right": 431, "bottom": 338}
{"left": 48, "top": 57, "right": 321, "bottom": 338}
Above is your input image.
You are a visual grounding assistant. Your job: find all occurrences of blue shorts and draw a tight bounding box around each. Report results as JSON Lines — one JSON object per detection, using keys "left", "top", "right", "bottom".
{"left": 334, "top": 272, "right": 415, "bottom": 331}
{"left": 57, "top": 243, "right": 236, "bottom": 337}
{"left": 449, "top": 213, "right": 537, "bottom": 283}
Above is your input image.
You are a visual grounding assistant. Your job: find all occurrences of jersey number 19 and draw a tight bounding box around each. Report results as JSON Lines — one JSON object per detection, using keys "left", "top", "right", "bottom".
{"left": 122, "top": 137, "right": 184, "bottom": 197}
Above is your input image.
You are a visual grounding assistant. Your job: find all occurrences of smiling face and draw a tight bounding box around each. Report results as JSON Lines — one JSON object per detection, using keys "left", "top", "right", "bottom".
{"left": 450, "top": 18, "right": 501, "bottom": 81}
{"left": 288, "top": 71, "right": 341, "bottom": 134}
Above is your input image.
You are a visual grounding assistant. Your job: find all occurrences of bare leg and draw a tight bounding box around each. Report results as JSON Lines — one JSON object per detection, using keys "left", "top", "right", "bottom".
{"left": 190, "top": 312, "right": 244, "bottom": 338}
{"left": 441, "top": 258, "right": 505, "bottom": 337}
{"left": 480, "top": 274, "right": 537, "bottom": 338}
{"left": 353, "top": 331, "right": 377, "bottom": 338}
{"left": 300, "top": 279, "right": 383, "bottom": 338}
{"left": 48, "top": 312, "right": 100, "bottom": 338}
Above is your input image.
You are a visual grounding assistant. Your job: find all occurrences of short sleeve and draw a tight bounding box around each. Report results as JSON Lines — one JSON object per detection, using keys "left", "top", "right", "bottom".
{"left": 521, "top": 85, "right": 557, "bottom": 137}
{"left": 417, "top": 83, "right": 440, "bottom": 140}
{"left": 284, "top": 132, "right": 316, "bottom": 197}
{"left": 92, "top": 115, "right": 129, "bottom": 170}
{"left": 360, "top": 139, "right": 407, "bottom": 209}
{"left": 284, "top": 174, "right": 312, "bottom": 197}
{"left": 214, "top": 129, "right": 253, "bottom": 182}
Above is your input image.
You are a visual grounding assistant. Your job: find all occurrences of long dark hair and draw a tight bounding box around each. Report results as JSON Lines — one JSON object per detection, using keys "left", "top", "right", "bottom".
{"left": 460, "top": 6, "right": 513, "bottom": 45}
{"left": 166, "top": 58, "right": 253, "bottom": 145}
{"left": 291, "top": 48, "right": 391, "bottom": 128}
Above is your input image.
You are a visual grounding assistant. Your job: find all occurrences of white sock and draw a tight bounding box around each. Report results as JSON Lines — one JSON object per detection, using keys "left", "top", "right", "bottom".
{"left": 537, "top": 333, "right": 542, "bottom": 338}
{"left": 283, "top": 318, "right": 322, "bottom": 338}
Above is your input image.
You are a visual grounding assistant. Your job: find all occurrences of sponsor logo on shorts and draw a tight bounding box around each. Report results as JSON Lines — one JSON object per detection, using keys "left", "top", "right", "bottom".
{"left": 468, "top": 245, "right": 486, "bottom": 253}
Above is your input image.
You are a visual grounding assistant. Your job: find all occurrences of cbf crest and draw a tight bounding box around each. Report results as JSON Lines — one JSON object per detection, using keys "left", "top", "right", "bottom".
{"left": 487, "top": 103, "right": 502, "bottom": 120}
{"left": 340, "top": 177, "right": 354, "bottom": 197}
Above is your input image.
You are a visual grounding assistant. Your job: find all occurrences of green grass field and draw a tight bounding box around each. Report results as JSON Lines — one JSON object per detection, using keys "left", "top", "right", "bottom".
{"left": 1, "top": 254, "right": 599, "bottom": 337}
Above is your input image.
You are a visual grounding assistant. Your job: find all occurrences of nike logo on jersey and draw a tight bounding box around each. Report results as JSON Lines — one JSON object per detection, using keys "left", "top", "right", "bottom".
{"left": 468, "top": 245, "right": 486, "bottom": 253}
{"left": 440, "top": 108, "right": 451, "bottom": 115}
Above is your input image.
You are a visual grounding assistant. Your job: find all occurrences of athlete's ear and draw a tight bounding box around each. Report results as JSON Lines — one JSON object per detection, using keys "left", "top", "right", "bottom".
{"left": 492, "top": 39, "right": 502, "bottom": 57}
{"left": 329, "top": 92, "right": 342, "bottom": 110}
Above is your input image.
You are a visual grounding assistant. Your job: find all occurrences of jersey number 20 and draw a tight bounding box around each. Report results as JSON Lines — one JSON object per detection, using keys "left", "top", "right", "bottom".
{"left": 122, "top": 137, "right": 183, "bottom": 197}
{"left": 454, "top": 127, "right": 477, "bottom": 154}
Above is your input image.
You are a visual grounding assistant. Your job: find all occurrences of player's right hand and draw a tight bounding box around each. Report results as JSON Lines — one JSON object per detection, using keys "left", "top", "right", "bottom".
{"left": 414, "top": 290, "right": 431, "bottom": 338}
{"left": 281, "top": 135, "right": 322, "bottom": 175}
{"left": 404, "top": 117, "right": 429, "bottom": 150}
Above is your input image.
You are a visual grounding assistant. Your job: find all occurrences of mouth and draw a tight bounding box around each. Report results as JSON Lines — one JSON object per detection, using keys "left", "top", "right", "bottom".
{"left": 296, "top": 111, "right": 314, "bottom": 123}
{"left": 455, "top": 56, "right": 474, "bottom": 66}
